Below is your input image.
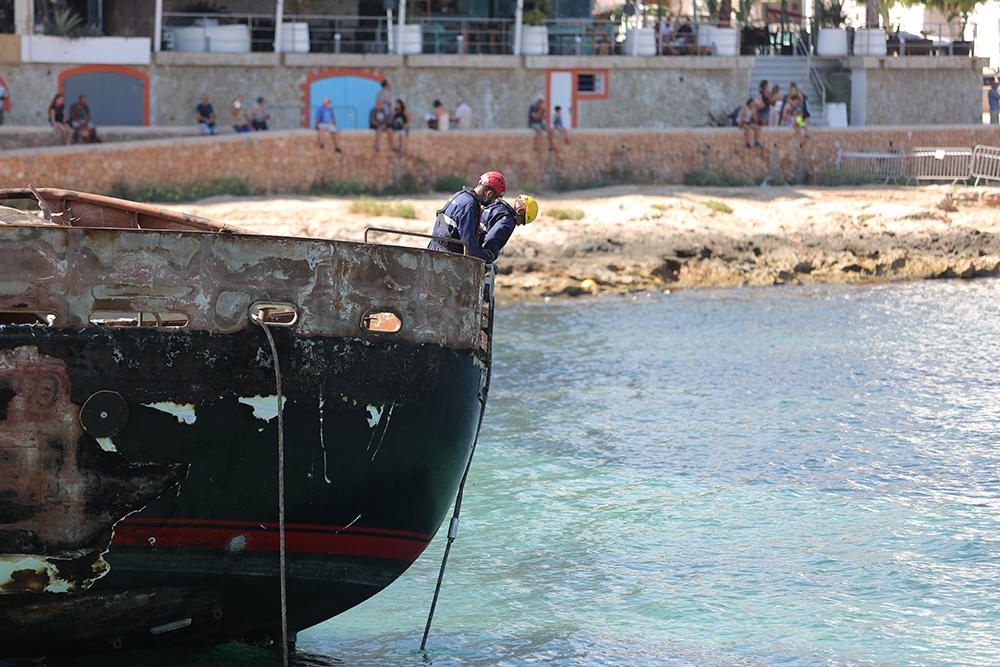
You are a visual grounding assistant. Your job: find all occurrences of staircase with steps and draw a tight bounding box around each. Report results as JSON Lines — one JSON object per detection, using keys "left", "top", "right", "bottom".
{"left": 748, "top": 56, "right": 830, "bottom": 126}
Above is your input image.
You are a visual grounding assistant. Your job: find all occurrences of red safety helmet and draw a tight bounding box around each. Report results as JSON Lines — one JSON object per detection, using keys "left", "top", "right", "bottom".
{"left": 478, "top": 171, "right": 506, "bottom": 197}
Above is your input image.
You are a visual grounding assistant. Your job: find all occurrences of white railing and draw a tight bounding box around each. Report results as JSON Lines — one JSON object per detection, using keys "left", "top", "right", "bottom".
{"left": 971, "top": 146, "right": 1000, "bottom": 185}
{"left": 909, "top": 148, "right": 974, "bottom": 184}
{"left": 836, "top": 145, "right": 1000, "bottom": 185}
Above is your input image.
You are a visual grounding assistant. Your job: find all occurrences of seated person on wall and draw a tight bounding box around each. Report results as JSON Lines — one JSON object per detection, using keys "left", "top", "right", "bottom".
{"left": 315, "top": 97, "right": 342, "bottom": 152}
{"left": 737, "top": 98, "right": 762, "bottom": 150}
{"left": 372, "top": 79, "right": 393, "bottom": 151}
{"left": 552, "top": 106, "right": 570, "bottom": 145}
{"left": 528, "top": 97, "right": 554, "bottom": 152}
{"left": 428, "top": 171, "right": 506, "bottom": 261}
{"left": 780, "top": 93, "right": 809, "bottom": 141}
{"left": 48, "top": 93, "right": 72, "bottom": 145}
{"left": 479, "top": 194, "right": 539, "bottom": 263}
{"left": 453, "top": 100, "right": 472, "bottom": 129}
{"left": 69, "top": 94, "right": 98, "bottom": 144}
{"left": 251, "top": 97, "right": 270, "bottom": 131}
{"left": 196, "top": 95, "right": 218, "bottom": 135}
{"left": 388, "top": 99, "right": 410, "bottom": 154}
{"left": 230, "top": 97, "right": 252, "bottom": 133}
{"left": 783, "top": 83, "right": 810, "bottom": 122}
{"left": 435, "top": 100, "right": 450, "bottom": 130}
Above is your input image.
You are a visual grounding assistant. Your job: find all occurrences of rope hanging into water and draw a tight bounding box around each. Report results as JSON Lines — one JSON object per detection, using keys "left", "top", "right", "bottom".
{"left": 419, "top": 396, "right": 488, "bottom": 651}
{"left": 421, "top": 269, "right": 495, "bottom": 651}
{"left": 252, "top": 314, "right": 290, "bottom": 667}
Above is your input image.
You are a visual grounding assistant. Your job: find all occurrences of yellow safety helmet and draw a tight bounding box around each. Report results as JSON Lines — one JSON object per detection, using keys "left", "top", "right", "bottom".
{"left": 518, "top": 194, "right": 539, "bottom": 225}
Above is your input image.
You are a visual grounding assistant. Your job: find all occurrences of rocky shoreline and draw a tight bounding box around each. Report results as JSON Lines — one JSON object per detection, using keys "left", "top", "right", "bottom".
{"left": 174, "top": 184, "right": 1000, "bottom": 303}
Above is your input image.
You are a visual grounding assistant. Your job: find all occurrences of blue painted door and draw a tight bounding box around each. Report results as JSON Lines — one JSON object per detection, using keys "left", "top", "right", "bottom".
{"left": 308, "top": 76, "right": 381, "bottom": 130}
{"left": 63, "top": 72, "right": 144, "bottom": 126}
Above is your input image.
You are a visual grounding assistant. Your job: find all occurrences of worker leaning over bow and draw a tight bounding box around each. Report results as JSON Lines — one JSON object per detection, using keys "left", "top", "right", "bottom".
{"left": 479, "top": 193, "right": 539, "bottom": 262}
{"left": 428, "top": 171, "right": 506, "bottom": 260}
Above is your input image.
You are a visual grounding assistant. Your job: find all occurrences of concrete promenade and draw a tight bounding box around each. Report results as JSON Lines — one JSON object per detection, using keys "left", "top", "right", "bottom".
{"left": 3, "top": 126, "right": 1000, "bottom": 194}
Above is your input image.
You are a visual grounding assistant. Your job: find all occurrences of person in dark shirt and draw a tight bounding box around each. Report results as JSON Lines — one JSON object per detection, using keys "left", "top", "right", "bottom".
{"left": 251, "top": 96, "right": 270, "bottom": 131}
{"left": 988, "top": 81, "right": 999, "bottom": 125}
{"left": 48, "top": 93, "right": 71, "bottom": 145}
{"left": 479, "top": 194, "right": 538, "bottom": 263}
{"left": 69, "top": 94, "right": 95, "bottom": 143}
{"left": 388, "top": 99, "right": 410, "bottom": 154}
{"left": 528, "top": 97, "right": 554, "bottom": 151}
{"left": 196, "top": 95, "right": 217, "bottom": 135}
{"left": 428, "top": 171, "right": 506, "bottom": 260}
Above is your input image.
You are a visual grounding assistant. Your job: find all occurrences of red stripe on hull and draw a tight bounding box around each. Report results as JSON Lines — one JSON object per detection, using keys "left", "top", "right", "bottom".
{"left": 111, "top": 526, "right": 429, "bottom": 561}
{"left": 117, "top": 517, "right": 432, "bottom": 541}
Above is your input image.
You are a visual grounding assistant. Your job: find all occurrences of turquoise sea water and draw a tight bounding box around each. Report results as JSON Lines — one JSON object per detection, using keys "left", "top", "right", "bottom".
{"left": 55, "top": 279, "right": 1000, "bottom": 666}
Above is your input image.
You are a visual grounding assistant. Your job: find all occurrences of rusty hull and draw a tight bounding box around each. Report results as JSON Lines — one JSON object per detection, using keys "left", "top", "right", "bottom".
{"left": 0, "top": 201, "right": 489, "bottom": 654}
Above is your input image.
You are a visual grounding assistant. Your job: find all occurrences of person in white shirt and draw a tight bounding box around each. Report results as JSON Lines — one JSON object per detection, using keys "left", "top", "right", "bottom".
{"left": 432, "top": 99, "right": 450, "bottom": 131}
{"left": 453, "top": 100, "right": 472, "bottom": 129}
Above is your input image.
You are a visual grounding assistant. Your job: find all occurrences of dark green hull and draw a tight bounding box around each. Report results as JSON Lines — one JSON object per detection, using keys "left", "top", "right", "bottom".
{"left": 0, "top": 327, "right": 483, "bottom": 656}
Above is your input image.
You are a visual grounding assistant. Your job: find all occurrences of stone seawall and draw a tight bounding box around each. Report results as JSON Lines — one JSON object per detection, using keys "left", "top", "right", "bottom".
{"left": 3, "top": 126, "right": 1000, "bottom": 194}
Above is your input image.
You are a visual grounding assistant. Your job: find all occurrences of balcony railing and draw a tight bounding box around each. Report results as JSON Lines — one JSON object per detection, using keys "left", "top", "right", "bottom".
{"left": 159, "top": 12, "right": 978, "bottom": 58}
{"left": 409, "top": 17, "right": 514, "bottom": 55}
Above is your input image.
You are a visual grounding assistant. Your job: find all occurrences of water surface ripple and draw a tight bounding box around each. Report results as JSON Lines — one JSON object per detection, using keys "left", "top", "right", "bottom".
{"left": 308, "top": 280, "right": 1000, "bottom": 667}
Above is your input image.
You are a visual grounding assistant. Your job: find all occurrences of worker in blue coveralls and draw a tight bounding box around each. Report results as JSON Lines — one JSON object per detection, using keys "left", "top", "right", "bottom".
{"left": 479, "top": 194, "right": 539, "bottom": 262}
{"left": 428, "top": 171, "right": 506, "bottom": 260}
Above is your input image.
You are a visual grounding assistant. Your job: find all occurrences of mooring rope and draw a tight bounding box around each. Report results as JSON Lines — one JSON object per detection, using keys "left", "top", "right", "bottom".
{"left": 421, "top": 271, "right": 495, "bottom": 651}
{"left": 252, "top": 314, "right": 290, "bottom": 667}
{"left": 419, "top": 394, "right": 488, "bottom": 651}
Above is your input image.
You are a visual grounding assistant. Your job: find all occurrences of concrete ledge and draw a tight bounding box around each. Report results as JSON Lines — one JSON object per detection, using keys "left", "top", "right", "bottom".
{"left": 406, "top": 55, "right": 521, "bottom": 68}
{"left": 283, "top": 53, "right": 404, "bottom": 68}
{"left": 847, "top": 55, "right": 988, "bottom": 71}
{"left": 523, "top": 55, "right": 754, "bottom": 70}
{"left": 0, "top": 124, "right": 216, "bottom": 150}
{"left": 154, "top": 51, "right": 281, "bottom": 67}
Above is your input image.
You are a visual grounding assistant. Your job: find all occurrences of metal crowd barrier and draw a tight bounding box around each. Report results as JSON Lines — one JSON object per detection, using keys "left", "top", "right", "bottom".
{"left": 835, "top": 146, "right": 908, "bottom": 184}
{"left": 836, "top": 145, "right": 1000, "bottom": 185}
{"left": 971, "top": 145, "right": 1000, "bottom": 185}
{"left": 908, "top": 147, "right": 974, "bottom": 184}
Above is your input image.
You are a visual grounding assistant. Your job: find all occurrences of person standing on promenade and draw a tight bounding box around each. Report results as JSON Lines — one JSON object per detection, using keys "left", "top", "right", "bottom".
{"left": 989, "top": 81, "right": 999, "bottom": 125}
{"left": 428, "top": 171, "right": 506, "bottom": 260}
{"left": 479, "top": 194, "right": 538, "bottom": 263}
{"left": 315, "top": 97, "right": 342, "bottom": 152}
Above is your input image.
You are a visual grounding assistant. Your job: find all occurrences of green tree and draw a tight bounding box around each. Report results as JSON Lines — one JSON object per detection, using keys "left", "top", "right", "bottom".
{"left": 896, "top": 0, "right": 983, "bottom": 33}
